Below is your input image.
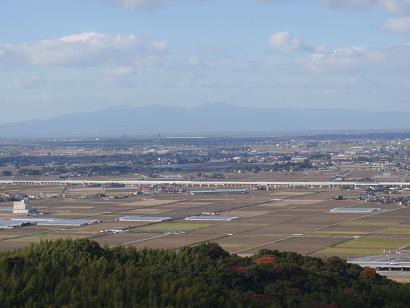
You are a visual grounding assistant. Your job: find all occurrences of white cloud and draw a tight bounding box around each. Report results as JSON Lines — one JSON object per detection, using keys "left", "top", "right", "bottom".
{"left": 268, "top": 31, "right": 369, "bottom": 63}
{"left": 267, "top": 31, "right": 393, "bottom": 73}
{"left": 326, "top": 46, "right": 368, "bottom": 57}
{"left": 322, "top": 0, "right": 410, "bottom": 14}
{"left": 0, "top": 32, "right": 168, "bottom": 67}
{"left": 322, "top": 0, "right": 410, "bottom": 33}
{"left": 304, "top": 46, "right": 378, "bottom": 72}
{"left": 98, "top": 66, "right": 139, "bottom": 87}
{"left": 269, "top": 32, "right": 312, "bottom": 52}
{"left": 379, "top": 0, "right": 410, "bottom": 15}
{"left": 384, "top": 17, "right": 410, "bottom": 33}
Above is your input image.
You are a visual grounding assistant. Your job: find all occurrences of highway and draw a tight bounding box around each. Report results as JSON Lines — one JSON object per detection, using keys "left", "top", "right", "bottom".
{"left": 0, "top": 179, "right": 409, "bottom": 189}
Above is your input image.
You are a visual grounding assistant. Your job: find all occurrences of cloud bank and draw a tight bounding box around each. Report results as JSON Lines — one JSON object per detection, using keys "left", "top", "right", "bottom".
{"left": 0, "top": 32, "right": 167, "bottom": 67}
{"left": 323, "top": 0, "right": 410, "bottom": 34}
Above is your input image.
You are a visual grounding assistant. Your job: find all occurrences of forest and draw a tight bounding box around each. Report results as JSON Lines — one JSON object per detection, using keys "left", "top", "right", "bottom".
{"left": 0, "top": 239, "right": 410, "bottom": 307}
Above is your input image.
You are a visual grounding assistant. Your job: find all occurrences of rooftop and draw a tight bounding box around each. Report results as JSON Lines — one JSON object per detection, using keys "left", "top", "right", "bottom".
{"left": 349, "top": 253, "right": 410, "bottom": 269}
{"left": 0, "top": 220, "right": 25, "bottom": 229}
{"left": 118, "top": 216, "right": 172, "bottom": 222}
{"left": 11, "top": 218, "right": 98, "bottom": 226}
{"left": 185, "top": 216, "right": 238, "bottom": 221}
{"left": 329, "top": 207, "right": 382, "bottom": 213}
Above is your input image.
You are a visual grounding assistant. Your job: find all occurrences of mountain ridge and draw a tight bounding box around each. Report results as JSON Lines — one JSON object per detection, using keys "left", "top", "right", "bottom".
{"left": 1, "top": 103, "right": 409, "bottom": 137}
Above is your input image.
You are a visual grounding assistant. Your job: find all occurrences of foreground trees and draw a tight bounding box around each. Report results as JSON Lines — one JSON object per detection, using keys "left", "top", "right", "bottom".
{"left": 0, "top": 239, "right": 409, "bottom": 307}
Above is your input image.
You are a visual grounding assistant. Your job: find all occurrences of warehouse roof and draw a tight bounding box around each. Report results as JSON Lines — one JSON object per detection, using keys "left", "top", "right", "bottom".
{"left": 185, "top": 216, "right": 238, "bottom": 221}
{"left": 329, "top": 207, "right": 382, "bottom": 213}
{"left": 118, "top": 216, "right": 172, "bottom": 222}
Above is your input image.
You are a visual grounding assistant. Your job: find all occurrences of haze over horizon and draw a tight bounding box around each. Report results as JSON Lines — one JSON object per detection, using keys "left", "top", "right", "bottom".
{"left": 2, "top": 0, "right": 410, "bottom": 125}
{"left": 1, "top": 102, "right": 406, "bottom": 125}
{"left": 1, "top": 103, "right": 409, "bottom": 138}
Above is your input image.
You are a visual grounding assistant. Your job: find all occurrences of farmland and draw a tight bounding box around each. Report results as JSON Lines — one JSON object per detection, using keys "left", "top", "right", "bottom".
{"left": 0, "top": 134, "right": 409, "bottom": 283}
{"left": 1, "top": 184, "right": 410, "bottom": 262}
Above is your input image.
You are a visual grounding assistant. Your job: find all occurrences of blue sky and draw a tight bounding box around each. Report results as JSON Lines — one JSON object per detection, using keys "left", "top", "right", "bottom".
{"left": 1, "top": 0, "right": 410, "bottom": 123}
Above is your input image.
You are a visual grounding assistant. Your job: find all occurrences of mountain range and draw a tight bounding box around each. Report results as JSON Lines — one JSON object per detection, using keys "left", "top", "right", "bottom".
{"left": 1, "top": 103, "right": 409, "bottom": 137}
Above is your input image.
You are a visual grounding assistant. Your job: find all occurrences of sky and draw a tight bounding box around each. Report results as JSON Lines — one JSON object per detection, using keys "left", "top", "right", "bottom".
{"left": 1, "top": 0, "right": 410, "bottom": 123}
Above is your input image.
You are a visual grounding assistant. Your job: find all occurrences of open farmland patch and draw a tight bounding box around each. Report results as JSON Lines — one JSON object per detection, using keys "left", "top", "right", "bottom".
{"left": 93, "top": 232, "right": 161, "bottom": 247}
{"left": 124, "top": 208, "right": 172, "bottom": 214}
{"left": 118, "top": 199, "right": 182, "bottom": 207}
{"left": 221, "top": 210, "right": 277, "bottom": 219}
{"left": 193, "top": 222, "right": 270, "bottom": 235}
{"left": 137, "top": 222, "right": 213, "bottom": 233}
{"left": 314, "top": 247, "right": 381, "bottom": 257}
{"left": 312, "top": 225, "right": 384, "bottom": 235}
{"left": 315, "top": 237, "right": 410, "bottom": 258}
{"left": 283, "top": 199, "right": 326, "bottom": 205}
{"left": 376, "top": 228, "right": 410, "bottom": 235}
{"left": 129, "top": 233, "right": 219, "bottom": 249}
{"left": 245, "top": 223, "right": 328, "bottom": 236}
{"left": 342, "top": 220, "right": 399, "bottom": 227}
{"left": 214, "top": 235, "right": 284, "bottom": 253}
{"left": 239, "top": 236, "right": 349, "bottom": 255}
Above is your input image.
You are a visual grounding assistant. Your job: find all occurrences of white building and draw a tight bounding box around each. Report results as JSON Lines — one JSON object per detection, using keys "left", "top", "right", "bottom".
{"left": 13, "top": 200, "right": 34, "bottom": 215}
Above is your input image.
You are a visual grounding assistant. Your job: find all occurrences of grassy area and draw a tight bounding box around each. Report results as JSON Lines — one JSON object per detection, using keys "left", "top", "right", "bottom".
{"left": 311, "top": 230, "right": 368, "bottom": 235}
{"left": 314, "top": 237, "right": 410, "bottom": 257}
{"left": 342, "top": 221, "right": 398, "bottom": 227}
{"left": 338, "top": 237, "right": 410, "bottom": 249}
{"left": 218, "top": 242, "right": 254, "bottom": 250}
{"left": 377, "top": 228, "right": 410, "bottom": 235}
{"left": 315, "top": 247, "right": 381, "bottom": 256}
{"left": 3, "top": 233, "right": 71, "bottom": 243}
{"left": 140, "top": 222, "right": 212, "bottom": 232}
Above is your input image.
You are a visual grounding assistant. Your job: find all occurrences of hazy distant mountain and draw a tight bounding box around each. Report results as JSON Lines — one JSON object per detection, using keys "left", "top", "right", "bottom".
{"left": 1, "top": 103, "right": 409, "bottom": 137}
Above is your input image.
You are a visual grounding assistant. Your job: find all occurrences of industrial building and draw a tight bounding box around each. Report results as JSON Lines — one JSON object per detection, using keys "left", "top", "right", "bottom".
{"left": 329, "top": 207, "right": 382, "bottom": 214}
{"left": 118, "top": 216, "right": 172, "bottom": 222}
{"left": 190, "top": 189, "right": 248, "bottom": 196}
{"left": 349, "top": 253, "right": 410, "bottom": 271}
{"left": 185, "top": 216, "right": 238, "bottom": 222}
{"left": 11, "top": 217, "right": 55, "bottom": 222}
{"left": 36, "top": 219, "right": 99, "bottom": 227}
{"left": 0, "top": 220, "right": 26, "bottom": 229}
{"left": 11, "top": 217, "right": 98, "bottom": 227}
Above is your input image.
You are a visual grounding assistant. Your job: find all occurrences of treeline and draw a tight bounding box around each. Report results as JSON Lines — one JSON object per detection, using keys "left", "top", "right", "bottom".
{"left": 0, "top": 239, "right": 410, "bottom": 307}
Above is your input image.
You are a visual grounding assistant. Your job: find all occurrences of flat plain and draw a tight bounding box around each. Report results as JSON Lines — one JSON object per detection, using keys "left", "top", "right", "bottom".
{"left": 1, "top": 179, "right": 410, "bottom": 262}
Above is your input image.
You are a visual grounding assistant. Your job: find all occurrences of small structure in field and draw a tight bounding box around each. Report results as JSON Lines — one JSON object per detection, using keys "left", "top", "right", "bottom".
{"left": 13, "top": 200, "right": 35, "bottom": 215}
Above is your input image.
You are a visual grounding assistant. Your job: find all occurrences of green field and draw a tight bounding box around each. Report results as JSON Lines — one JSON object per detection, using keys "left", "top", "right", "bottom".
{"left": 377, "top": 228, "right": 410, "bottom": 235}
{"left": 339, "top": 237, "right": 410, "bottom": 249}
{"left": 311, "top": 230, "right": 368, "bottom": 235}
{"left": 342, "top": 221, "right": 398, "bottom": 227}
{"left": 315, "top": 247, "right": 381, "bottom": 256}
{"left": 315, "top": 237, "right": 410, "bottom": 257}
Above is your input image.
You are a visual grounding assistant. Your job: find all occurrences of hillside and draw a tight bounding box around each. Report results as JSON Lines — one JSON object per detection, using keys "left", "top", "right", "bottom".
{"left": 0, "top": 239, "right": 409, "bottom": 307}
{"left": 1, "top": 103, "right": 409, "bottom": 137}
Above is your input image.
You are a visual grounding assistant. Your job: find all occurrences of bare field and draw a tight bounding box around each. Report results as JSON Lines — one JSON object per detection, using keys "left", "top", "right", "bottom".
{"left": 239, "top": 236, "right": 350, "bottom": 255}
{"left": 94, "top": 232, "right": 162, "bottom": 247}
{"left": 214, "top": 235, "right": 284, "bottom": 253}
{"left": 0, "top": 185, "right": 409, "bottom": 261}
{"left": 129, "top": 233, "right": 220, "bottom": 250}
